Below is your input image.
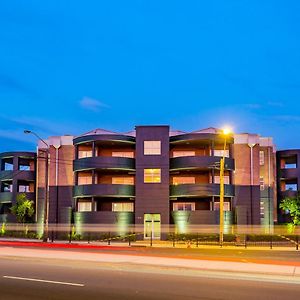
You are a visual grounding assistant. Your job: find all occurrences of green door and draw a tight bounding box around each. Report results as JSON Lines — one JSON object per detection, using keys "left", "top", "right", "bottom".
{"left": 144, "top": 214, "right": 161, "bottom": 240}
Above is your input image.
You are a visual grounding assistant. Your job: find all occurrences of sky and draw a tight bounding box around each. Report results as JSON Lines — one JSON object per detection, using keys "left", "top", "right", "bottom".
{"left": 0, "top": 0, "right": 300, "bottom": 152}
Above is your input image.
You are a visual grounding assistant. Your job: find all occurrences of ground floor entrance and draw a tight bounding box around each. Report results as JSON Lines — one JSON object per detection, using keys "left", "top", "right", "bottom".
{"left": 144, "top": 213, "right": 161, "bottom": 240}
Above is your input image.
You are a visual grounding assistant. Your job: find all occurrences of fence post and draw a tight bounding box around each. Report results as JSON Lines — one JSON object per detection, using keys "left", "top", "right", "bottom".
{"left": 69, "top": 227, "right": 72, "bottom": 244}
{"left": 108, "top": 232, "right": 111, "bottom": 245}
{"left": 244, "top": 234, "right": 247, "bottom": 249}
{"left": 150, "top": 229, "right": 153, "bottom": 247}
{"left": 128, "top": 234, "right": 131, "bottom": 246}
{"left": 172, "top": 234, "right": 175, "bottom": 247}
{"left": 296, "top": 236, "right": 299, "bottom": 251}
{"left": 88, "top": 232, "right": 90, "bottom": 244}
{"left": 51, "top": 230, "right": 54, "bottom": 243}
{"left": 270, "top": 235, "right": 273, "bottom": 250}
{"left": 196, "top": 233, "right": 199, "bottom": 248}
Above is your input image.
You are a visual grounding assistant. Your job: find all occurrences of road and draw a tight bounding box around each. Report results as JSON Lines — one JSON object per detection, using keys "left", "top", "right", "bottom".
{"left": 0, "top": 246, "right": 300, "bottom": 299}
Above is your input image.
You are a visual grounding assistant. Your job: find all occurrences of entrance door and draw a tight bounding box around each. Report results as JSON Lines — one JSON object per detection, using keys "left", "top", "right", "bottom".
{"left": 144, "top": 214, "right": 161, "bottom": 240}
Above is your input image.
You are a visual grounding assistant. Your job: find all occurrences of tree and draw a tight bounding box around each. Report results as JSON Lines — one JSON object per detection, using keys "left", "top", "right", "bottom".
{"left": 10, "top": 193, "right": 34, "bottom": 224}
{"left": 279, "top": 194, "right": 300, "bottom": 225}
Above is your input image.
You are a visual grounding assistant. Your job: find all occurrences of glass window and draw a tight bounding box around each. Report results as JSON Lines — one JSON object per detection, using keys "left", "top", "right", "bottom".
{"left": 285, "top": 183, "right": 298, "bottom": 191}
{"left": 78, "top": 173, "right": 93, "bottom": 185}
{"left": 260, "top": 200, "right": 265, "bottom": 217}
{"left": 4, "top": 162, "right": 13, "bottom": 171}
{"left": 260, "top": 177, "right": 264, "bottom": 191}
{"left": 172, "top": 151, "right": 195, "bottom": 158}
{"left": 2, "top": 182, "right": 12, "bottom": 192}
{"left": 214, "top": 150, "right": 229, "bottom": 158}
{"left": 173, "top": 202, "right": 195, "bottom": 211}
{"left": 112, "top": 202, "right": 134, "bottom": 212}
{"left": 213, "top": 202, "right": 230, "bottom": 211}
{"left": 214, "top": 176, "right": 230, "bottom": 184}
{"left": 144, "top": 169, "right": 161, "bottom": 183}
{"left": 144, "top": 141, "right": 161, "bottom": 155}
{"left": 78, "top": 201, "right": 92, "bottom": 212}
{"left": 259, "top": 151, "right": 265, "bottom": 165}
{"left": 112, "top": 151, "right": 134, "bottom": 158}
{"left": 172, "top": 177, "right": 195, "bottom": 185}
{"left": 112, "top": 177, "right": 134, "bottom": 185}
{"left": 78, "top": 150, "right": 92, "bottom": 159}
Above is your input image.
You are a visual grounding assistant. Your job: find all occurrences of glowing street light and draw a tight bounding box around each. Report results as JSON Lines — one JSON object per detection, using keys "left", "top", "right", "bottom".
{"left": 219, "top": 127, "right": 232, "bottom": 247}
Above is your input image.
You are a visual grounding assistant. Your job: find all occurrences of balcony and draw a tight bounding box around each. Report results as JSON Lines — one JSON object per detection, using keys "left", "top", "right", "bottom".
{"left": 279, "top": 168, "right": 300, "bottom": 179}
{"left": 73, "top": 184, "right": 135, "bottom": 198}
{"left": 170, "top": 156, "right": 234, "bottom": 171}
{"left": 74, "top": 156, "right": 135, "bottom": 172}
{"left": 170, "top": 183, "right": 235, "bottom": 198}
{"left": 0, "top": 170, "right": 35, "bottom": 181}
{"left": 74, "top": 211, "right": 134, "bottom": 225}
{"left": 0, "top": 192, "right": 13, "bottom": 203}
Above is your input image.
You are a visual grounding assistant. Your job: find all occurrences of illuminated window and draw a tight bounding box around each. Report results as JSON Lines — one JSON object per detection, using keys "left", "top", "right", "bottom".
{"left": 144, "top": 169, "right": 161, "bottom": 183}
{"left": 214, "top": 176, "right": 230, "bottom": 184}
{"left": 214, "top": 150, "right": 229, "bottom": 158}
{"left": 172, "top": 177, "right": 195, "bottom": 185}
{"left": 78, "top": 150, "right": 92, "bottom": 158}
{"left": 78, "top": 172, "right": 93, "bottom": 185}
{"left": 214, "top": 202, "right": 230, "bottom": 211}
{"left": 112, "top": 202, "right": 134, "bottom": 212}
{"left": 78, "top": 201, "right": 92, "bottom": 212}
{"left": 260, "top": 151, "right": 265, "bottom": 165}
{"left": 112, "top": 151, "right": 134, "bottom": 158}
{"left": 144, "top": 141, "right": 161, "bottom": 155}
{"left": 172, "top": 151, "right": 195, "bottom": 158}
{"left": 112, "top": 177, "right": 134, "bottom": 185}
{"left": 260, "top": 200, "right": 265, "bottom": 217}
{"left": 173, "top": 202, "right": 195, "bottom": 211}
{"left": 260, "top": 176, "right": 264, "bottom": 191}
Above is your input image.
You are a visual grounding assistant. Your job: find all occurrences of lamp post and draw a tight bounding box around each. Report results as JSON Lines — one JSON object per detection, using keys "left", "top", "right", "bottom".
{"left": 219, "top": 128, "right": 231, "bottom": 247}
{"left": 24, "top": 130, "right": 49, "bottom": 242}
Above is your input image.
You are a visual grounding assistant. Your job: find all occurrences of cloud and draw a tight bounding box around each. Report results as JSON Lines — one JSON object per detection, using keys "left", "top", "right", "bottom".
{"left": 0, "top": 129, "right": 36, "bottom": 144}
{"left": 267, "top": 101, "right": 284, "bottom": 107}
{"left": 79, "top": 97, "right": 109, "bottom": 112}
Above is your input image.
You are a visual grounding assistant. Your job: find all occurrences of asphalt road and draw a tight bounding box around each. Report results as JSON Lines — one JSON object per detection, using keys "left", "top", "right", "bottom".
{"left": 0, "top": 254, "right": 299, "bottom": 300}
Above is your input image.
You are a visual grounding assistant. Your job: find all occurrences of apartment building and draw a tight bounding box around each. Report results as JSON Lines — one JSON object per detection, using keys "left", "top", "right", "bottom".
{"left": 277, "top": 149, "right": 300, "bottom": 223}
{"left": 0, "top": 152, "right": 36, "bottom": 222}
{"left": 0, "top": 126, "right": 277, "bottom": 237}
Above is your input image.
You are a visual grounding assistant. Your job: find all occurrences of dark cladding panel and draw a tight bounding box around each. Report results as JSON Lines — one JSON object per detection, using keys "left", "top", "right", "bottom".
{"left": 135, "top": 126, "right": 170, "bottom": 224}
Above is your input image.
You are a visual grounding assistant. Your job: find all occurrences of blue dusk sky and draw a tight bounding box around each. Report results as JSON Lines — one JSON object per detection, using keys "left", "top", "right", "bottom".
{"left": 0, "top": 0, "right": 299, "bottom": 152}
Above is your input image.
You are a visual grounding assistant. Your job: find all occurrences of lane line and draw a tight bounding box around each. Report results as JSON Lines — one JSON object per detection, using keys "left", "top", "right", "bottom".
{"left": 3, "top": 276, "right": 84, "bottom": 287}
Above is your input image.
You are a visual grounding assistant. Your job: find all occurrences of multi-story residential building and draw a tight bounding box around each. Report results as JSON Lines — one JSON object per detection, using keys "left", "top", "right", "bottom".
{"left": 0, "top": 152, "right": 36, "bottom": 222}
{"left": 0, "top": 126, "right": 277, "bottom": 238}
{"left": 277, "top": 149, "right": 300, "bottom": 223}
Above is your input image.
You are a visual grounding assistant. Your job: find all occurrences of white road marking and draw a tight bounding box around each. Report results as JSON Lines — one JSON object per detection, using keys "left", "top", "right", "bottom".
{"left": 3, "top": 276, "right": 84, "bottom": 287}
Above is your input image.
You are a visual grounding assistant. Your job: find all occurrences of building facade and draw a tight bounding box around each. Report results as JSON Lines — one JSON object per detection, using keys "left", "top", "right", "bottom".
{"left": 277, "top": 149, "right": 300, "bottom": 223}
{"left": 0, "top": 152, "right": 36, "bottom": 222}
{"left": 0, "top": 126, "right": 278, "bottom": 238}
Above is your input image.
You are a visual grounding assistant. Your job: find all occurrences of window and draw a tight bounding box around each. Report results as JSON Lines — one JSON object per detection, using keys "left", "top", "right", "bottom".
{"left": 260, "top": 200, "right": 265, "bottom": 217}
{"left": 2, "top": 182, "right": 12, "bottom": 192}
{"left": 260, "top": 177, "right": 264, "bottom": 191}
{"left": 259, "top": 151, "right": 265, "bottom": 165}
{"left": 214, "top": 150, "right": 229, "bottom": 158}
{"left": 4, "top": 162, "right": 13, "bottom": 171}
{"left": 285, "top": 183, "right": 298, "bottom": 191}
{"left": 112, "top": 177, "right": 134, "bottom": 185}
{"left": 19, "top": 165, "right": 30, "bottom": 171}
{"left": 78, "top": 150, "right": 92, "bottom": 159}
{"left": 144, "top": 169, "right": 161, "bottom": 183}
{"left": 144, "top": 141, "right": 161, "bottom": 155}
{"left": 78, "top": 201, "right": 92, "bottom": 212}
{"left": 214, "top": 176, "right": 230, "bottom": 184}
{"left": 172, "top": 151, "right": 195, "bottom": 158}
{"left": 213, "top": 202, "right": 230, "bottom": 211}
{"left": 78, "top": 173, "right": 93, "bottom": 185}
{"left": 172, "top": 177, "right": 195, "bottom": 185}
{"left": 112, "top": 202, "right": 134, "bottom": 212}
{"left": 112, "top": 151, "right": 134, "bottom": 158}
{"left": 173, "top": 202, "right": 195, "bottom": 211}
{"left": 18, "top": 185, "right": 30, "bottom": 192}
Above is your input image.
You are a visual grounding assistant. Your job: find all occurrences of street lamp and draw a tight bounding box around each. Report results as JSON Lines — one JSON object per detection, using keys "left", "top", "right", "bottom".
{"left": 219, "top": 127, "right": 232, "bottom": 247}
{"left": 24, "top": 130, "right": 49, "bottom": 242}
